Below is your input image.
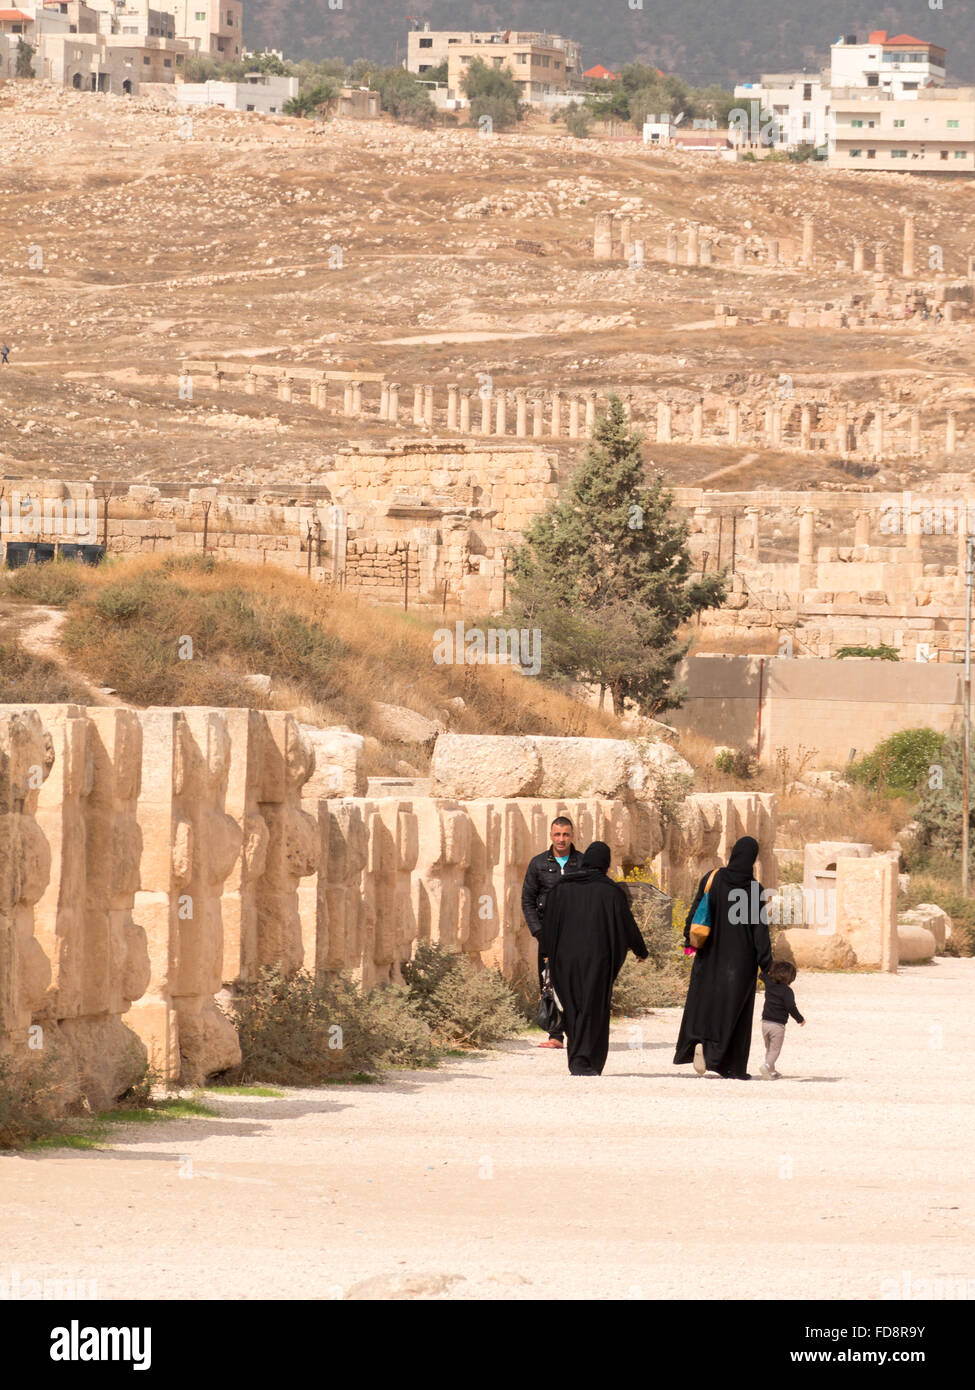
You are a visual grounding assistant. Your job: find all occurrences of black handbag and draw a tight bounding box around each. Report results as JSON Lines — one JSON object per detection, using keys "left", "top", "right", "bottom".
{"left": 536, "top": 963, "right": 564, "bottom": 1034}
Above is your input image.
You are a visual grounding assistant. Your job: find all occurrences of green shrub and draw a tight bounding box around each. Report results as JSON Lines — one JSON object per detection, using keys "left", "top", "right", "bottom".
{"left": 714, "top": 747, "right": 756, "bottom": 779}
{"left": 836, "top": 643, "right": 899, "bottom": 661}
{"left": 3, "top": 560, "right": 87, "bottom": 606}
{"left": 0, "top": 1050, "right": 69, "bottom": 1149}
{"left": 403, "top": 942, "right": 524, "bottom": 1047}
{"left": 848, "top": 727, "right": 944, "bottom": 796}
{"left": 230, "top": 967, "right": 437, "bottom": 1085}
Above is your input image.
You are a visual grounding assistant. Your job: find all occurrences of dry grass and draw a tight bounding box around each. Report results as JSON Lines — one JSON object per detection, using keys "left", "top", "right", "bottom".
{"left": 1, "top": 556, "right": 624, "bottom": 772}
{"left": 775, "top": 787, "right": 914, "bottom": 851}
{"left": 0, "top": 631, "right": 91, "bottom": 705}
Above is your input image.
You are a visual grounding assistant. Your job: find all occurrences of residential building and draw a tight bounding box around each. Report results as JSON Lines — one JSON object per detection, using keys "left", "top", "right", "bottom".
{"left": 584, "top": 63, "right": 617, "bottom": 81}
{"left": 829, "top": 87, "right": 975, "bottom": 174}
{"left": 157, "top": 0, "right": 241, "bottom": 59}
{"left": 734, "top": 28, "right": 948, "bottom": 152}
{"left": 176, "top": 69, "right": 296, "bottom": 112}
{"left": 406, "top": 23, "right": 582, "bottom": 106}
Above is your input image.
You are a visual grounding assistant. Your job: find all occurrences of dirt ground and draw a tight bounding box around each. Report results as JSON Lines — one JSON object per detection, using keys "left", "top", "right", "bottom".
{"left": 2, "top": 957, "right": 972, "bottom": 1302}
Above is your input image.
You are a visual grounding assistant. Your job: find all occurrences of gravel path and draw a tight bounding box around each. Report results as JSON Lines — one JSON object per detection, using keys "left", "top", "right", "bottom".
{"left": 2, "top": 959, "right": 973, "bottom": 1301}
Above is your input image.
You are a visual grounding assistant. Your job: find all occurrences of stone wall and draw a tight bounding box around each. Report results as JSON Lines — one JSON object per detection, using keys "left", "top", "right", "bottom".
{"left": 1, "top": 707, "right": 777, "bottom": 1100}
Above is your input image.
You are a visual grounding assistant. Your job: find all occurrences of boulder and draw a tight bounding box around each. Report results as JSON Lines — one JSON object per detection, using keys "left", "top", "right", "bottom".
{"left": 897, "top": 922, "right": 937, "bottom": 964}
{"left": 774, "top": 928, "right": 857, "bottom": 970}
{"left": 373, "top": 703, "right": 445, "bottom": 747}
{"left": 300, "top": 725, "right": 367, "bottom": 798}
{"left": 899, "top": 903, "right": 950, "bottom": 953}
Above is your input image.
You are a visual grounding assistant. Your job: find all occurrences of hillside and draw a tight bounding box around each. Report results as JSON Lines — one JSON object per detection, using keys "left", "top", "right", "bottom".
{"left": 245, "top": 0, "right": 969, "bottom": 88}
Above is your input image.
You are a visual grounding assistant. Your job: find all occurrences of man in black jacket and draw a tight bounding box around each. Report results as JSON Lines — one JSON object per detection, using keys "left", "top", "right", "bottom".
{"left": 521, "top": 816, "right": 581, "bottom": 1048}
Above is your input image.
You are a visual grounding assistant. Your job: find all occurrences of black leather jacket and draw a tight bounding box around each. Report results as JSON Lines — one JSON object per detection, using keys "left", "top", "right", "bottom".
{"left": 521, "top": 844, "right": 582, "bottom": 936}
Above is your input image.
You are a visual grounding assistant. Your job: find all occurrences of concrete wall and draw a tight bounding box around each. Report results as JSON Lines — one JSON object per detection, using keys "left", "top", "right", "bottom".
{"left": 670, "top": 654, "right": 964, "bottom": 763}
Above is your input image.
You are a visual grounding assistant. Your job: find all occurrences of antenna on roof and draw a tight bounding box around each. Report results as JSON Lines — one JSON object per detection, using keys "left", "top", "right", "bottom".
{"left": 674, "top": 110, "right": 685, "bottom": 126}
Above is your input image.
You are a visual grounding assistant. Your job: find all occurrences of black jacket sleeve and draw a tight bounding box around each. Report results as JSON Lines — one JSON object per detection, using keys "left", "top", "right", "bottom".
{"left": 753, "top": 881, "right": 773, "bottom": 974}
{"left": 784, "top": 985, "right": 804, "bottom": 1025}
{"left": 521, "top": 856, "right": 543, "bottom": 937}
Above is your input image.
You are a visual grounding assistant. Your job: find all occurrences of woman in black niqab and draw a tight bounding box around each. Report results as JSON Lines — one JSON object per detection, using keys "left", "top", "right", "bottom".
{"left": 673, "top": 835, "right": 772, "bottom": 1080}
{"left": 538, "top": 841, "right": 649, "bottom": 1076}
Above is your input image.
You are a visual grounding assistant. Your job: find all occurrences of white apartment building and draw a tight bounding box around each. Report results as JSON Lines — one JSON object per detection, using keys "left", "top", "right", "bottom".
{"left": 733, "top": 29, "right": 948, "bottom": 152}
{"left": 406, "top": 22, "right": 582, "bottom": 105}
{"left": 830, "top": 87, "right": 975, "bottom": 174}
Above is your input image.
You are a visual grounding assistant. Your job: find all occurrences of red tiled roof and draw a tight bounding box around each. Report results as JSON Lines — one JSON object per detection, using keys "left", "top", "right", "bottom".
{"left": 584, "top": 64, "right": 618, "bottom": 80}
{"left": 883, "top": 33, "right": 932, "bottom": 46}
{"left": 0, "top": 9, "right": 32, "bottom": 18}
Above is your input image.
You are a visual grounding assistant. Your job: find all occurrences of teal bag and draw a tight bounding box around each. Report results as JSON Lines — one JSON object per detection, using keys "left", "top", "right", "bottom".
{"left": 688, "top": 869, "right": 718, "bottom": 948}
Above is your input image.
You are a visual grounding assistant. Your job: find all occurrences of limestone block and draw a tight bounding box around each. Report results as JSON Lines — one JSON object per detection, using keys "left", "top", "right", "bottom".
{"left": 899, "top": 903, "right": 950, "bottom": 953}
{"left": 836, "top": 854, "right": 898, "bottom": 971}
{"left": 373, "top": 703, "right": 445, "bottom": 748}
{"left": 299, "top": 725, "right": 366, "bottom": 799}
{"left": 774, "top": 928, "right": 857, "bottom": 970}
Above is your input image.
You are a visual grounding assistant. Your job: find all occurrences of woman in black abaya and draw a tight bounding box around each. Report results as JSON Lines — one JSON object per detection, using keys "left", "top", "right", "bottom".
{"left": 673, "top": 835, "right": 772, "bottom": 1080}
{"left": 539, "top": 841, "right": 649, "bottom": 1076}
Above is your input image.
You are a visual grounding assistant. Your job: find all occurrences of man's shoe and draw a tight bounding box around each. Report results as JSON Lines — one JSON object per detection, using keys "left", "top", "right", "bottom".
{"left": 759, "top": 1064, "right": 773, "bottom": 1080}
{"left": 538, "top": 1038, "right": 564, "bottom": 1049}
{"left": 771, "top": 1069, "right": 783, "bottom": 1078}
{"left": 693, "top": 1043, "right": 706, "bottom": 1075}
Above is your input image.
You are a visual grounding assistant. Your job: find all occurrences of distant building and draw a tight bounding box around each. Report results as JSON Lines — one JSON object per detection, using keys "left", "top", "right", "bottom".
{"left": 734, "top": 28, "right": 948, "bottom": 153}
{"left": 1, "top": 1, "right": 192, "bottom": 88}
{"left": 336, "top": 85, "right": 380, "bottom": 119}
{"left": 406, "top": 22, "right": 582, "bottom": 106}
{"left": 177, "top": 70, "right": 296, "bottom": 112}
{"left": 829, "top": 86, "right": 975, "bottom": 174}
{"left": 584, "top": 64, "right": 617, "bottom": 81}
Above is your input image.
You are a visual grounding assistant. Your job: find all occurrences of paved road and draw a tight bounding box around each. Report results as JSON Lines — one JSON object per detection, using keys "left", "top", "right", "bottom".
{"left": 2, "top": 959, "right": 973, "bottom": 1301}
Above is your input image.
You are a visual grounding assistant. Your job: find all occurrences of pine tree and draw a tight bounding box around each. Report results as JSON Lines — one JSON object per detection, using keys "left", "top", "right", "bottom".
{"left": 506, "top": 394, "right": 726, "bottom": 715}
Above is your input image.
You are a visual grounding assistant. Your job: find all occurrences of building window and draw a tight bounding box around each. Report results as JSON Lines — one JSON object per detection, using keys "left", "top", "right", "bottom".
{"left": 246, "top": 103, "right": 254, "bottom": 110}
{"left": 867, "top": 73, "right": 879, "bottom": 86}
{"left": 941, "top": 151, "right": 949, "bottom": 159}
{"left": 948, "top": 119, "right": 960, "bottom": 128}
{"left": 851, "top": 119, "right": 863, "bottom": 127}
{"left": 893, "top": 119, "right": 905, "bottom": 127}
{"left": 955, "top": 151, "right": 967, "bottom": 158}
{"left": 418, "top": 37, "right": 432, "bottom": 48}
{"left": 803, "top": 83, "right": 812, "bottom": 100}
{"left": 867, "top": 149, "right": 876, "bottom": 158}
{"left": 195, "top": 10, "right": 205, "bottom": 18}
{"left": 850, "top": 149, "right": 862, "bottom": 157}
{"left": 516, "top": 53, "right": 528, "bottom": 63}
{"left": 164, "top": 58, "right": 171, "bottom": 67}
{"left": 143, "top": 56, "right": 150, "bottom": 64}
{"left": 891, "top": 150, "right": 908, "bottom": 158}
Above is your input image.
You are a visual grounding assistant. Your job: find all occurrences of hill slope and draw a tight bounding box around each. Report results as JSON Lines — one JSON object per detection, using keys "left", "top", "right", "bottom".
{"left": 245, "top": 1, "right": 969, "bottom": 88}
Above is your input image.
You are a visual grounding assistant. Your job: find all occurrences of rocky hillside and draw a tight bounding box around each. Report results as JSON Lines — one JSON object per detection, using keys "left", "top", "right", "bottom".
{"left": 245, "top": 1, "right": 968, "bottom": 88}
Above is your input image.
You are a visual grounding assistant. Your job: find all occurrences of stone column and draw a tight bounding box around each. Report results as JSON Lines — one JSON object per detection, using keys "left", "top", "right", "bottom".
{"left": 447, "top": 384, "right": 459, "bottom": 431}
{"left": 244, "top": 370, "right": 256, "bottom": 396}
{"left": 947, "top": 410, "right": 958, "bottom": 455}
{"left": 873, "top": 404, "right": 885, "bottom": 460}
{"left": 766, "top": 238, "right": 779, "bottom": 267}
{"left": 800, "top": 403, "right": 812, "bottom": 452}
{"left": 585, "top": 392, "right": 597, "bottom": 437}
{"left": 278, "top": 375, "right": 293, "bottom": 403}
{"left": 727, "top": 400, "right": 740, "bottom": 446}
{"left": 903, "top": 218, "right": 915, "bottom": 278}
{"left": 594, "top": 213, "right": 614, "bottom": 261}
{"left": 692, "top": 398, "right": 704, "bottom": 443}
{"left": 802, "top": 215, "right": 814, "bottom": 268}
{"left": 387, "top": 382, "right": 399, "bottom": 425}
{"left": 850, "top": 510, "right": 869, "bottom": 551}
{"left": 772, "top": 403, "right": 784, "bottom": 448}
{"left": 494, "top": 390, "right": 507, "bottom": 436}
{"left": 568, "top": 395, "right": 581, "bottom": 440}
{"left": 342, "top": 382, "right": 353, "bottom": 415}
{"left": 550, "top": 390, "right": 562, "bottom": 439}
{"left": 459, "top": 389, "right": 471, "bottom": 433}
{"left": 835, "top": 402, "right": 849, "bottom": 457}
{"left": 379, "top": 383, "right": 389, "bottom": 421}
{"left": 532, "top": 396, "right": 544, "bottom": 438}
{"left": 666, "top": 231, "right": 679, "bottom": 265}
{"left": 618, "top": 216, "right": 634, "bottom": 260}
{"left": 875, "top": 244, "right": 886, "bottom": 274}
{"left": 798, "top": 507, "right": 816, "bottom": 583}
{"left": 656, "top": 400, "right": 672, "bottom": 444}
{"left": 479, "top": 393, "right": 491, "bottom": 435}
{"left": 515, "top": 388, "right": 528, "bottom": 437}
{"left": 413, "top": 385, "right": 424, "bottom": 426}
{"left": 423, "top": 385, "right": 434, "bottom": 428}
{"left": 853, "top": 241, "right": 865, "bottom": 272}
{"left": 910, "top": 408, "right": 921, "bottom": 457}
{"left": 352, "top": 381, "right": 363, "bottom": 416}
{"left": 733, "top": 244, "right": 745, "bottom": 269}
{"left": 687, "top": 225, "right": 700, "bottom": 267}
{"left": 744, "top": 505, "right": 760, "bottom": 558}
{"left": 700, "top": 239, "right": 713, "bottom": 267}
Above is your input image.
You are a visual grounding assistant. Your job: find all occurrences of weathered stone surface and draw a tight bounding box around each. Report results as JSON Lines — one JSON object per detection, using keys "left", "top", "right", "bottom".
{"left": 897, "top": 922, "right": 937, "bottom": 963}
{"left": 774, "top": 928, "right": 857, "bottom": 970}
{"left": 373, "top": 703, "right": 445, "bottom": 747}
{"left": 299, "top": 725, "right": 367, "bottom": 798}
{"left": 836, "top": 854, "right": 898, "bottom": 971}
{"left": 900, "top": 903, "right": 950, "bottom": 952}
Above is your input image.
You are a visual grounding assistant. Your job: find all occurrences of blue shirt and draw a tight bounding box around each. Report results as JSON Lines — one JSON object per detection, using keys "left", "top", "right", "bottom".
{"left": 555, "top": 855, "right": 569, "bottom": 870}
